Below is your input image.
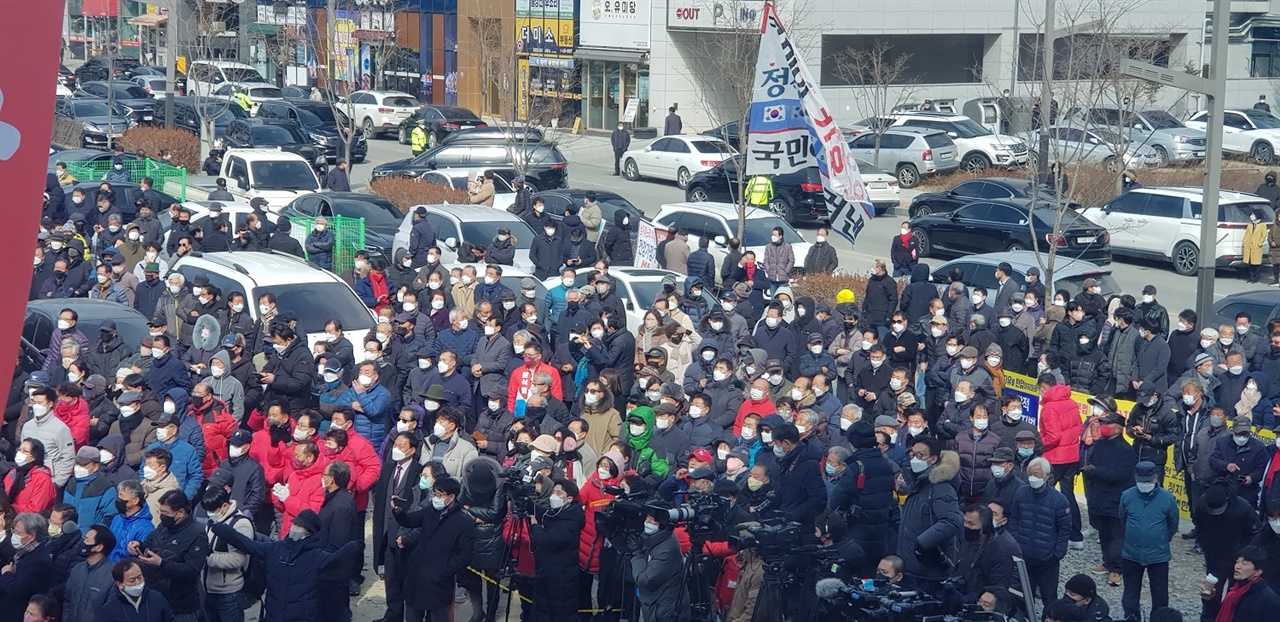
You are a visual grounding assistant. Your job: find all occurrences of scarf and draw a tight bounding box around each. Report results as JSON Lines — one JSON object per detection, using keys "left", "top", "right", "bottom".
{"left": 1264, "top": 447, "right": 1280, "bottom": 487}
{"left": 1238, "top": 387, "right": 1262, "bottom": 418}
{"left": 369, "top": 272, "right": 390, "bottom": 313}
{"left": 899, "top": 232, "right": 913, "bottom": 247}
{"left": 1216, "top": 577, "right": 1261, "bottom": 622}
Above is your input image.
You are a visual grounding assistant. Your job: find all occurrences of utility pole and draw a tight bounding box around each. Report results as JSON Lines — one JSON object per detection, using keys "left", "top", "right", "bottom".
{"left": 1036, "top": 0, "right": 1055, "bottom": 173}
{"left": 1121, "top": 0, "right": 1228, "bottom": 320}
{"left": 1010, "top": 0, "right": 1019, "bottom": 95}
{"left": 163, "top": 1, "right": 176, "bottom": 130}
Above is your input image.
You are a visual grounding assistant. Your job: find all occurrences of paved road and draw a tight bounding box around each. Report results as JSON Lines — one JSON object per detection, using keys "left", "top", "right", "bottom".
{"left": 349, "top": 132, "right": 1264, "bottom": 311}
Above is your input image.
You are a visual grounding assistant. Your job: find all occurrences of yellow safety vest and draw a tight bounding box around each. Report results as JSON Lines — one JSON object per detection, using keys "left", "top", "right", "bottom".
{"left": 746, "top": 176, "right": 774, "bottom": 206}
{"left": 410, "top": 126, "right": 428, "bottom": 152}
{"left": 232, "top": 92, "right": 254, "bottom": 111}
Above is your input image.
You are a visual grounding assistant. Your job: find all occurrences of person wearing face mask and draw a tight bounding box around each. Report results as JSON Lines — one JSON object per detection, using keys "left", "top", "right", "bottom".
{"left": 1195, "top": 483, "right": 1266, "bottom": 621}
{"left": 626, "top": 508, "right": 689, "bottom": 622}
{"left": 1248, "top": 501, "right": 1280, "bottom": 594}
{"left": 126, "top": 489, "right": 210, "bottom": 621}
{"left": 389, "top": 475, "right": 475, "bottom": 622}
{"left": 992, "top": 308, "right": 1029, "bottom": 375}
{"left": 523, "top": 477, "right": 585, "bottom": 622}
{"left": 3, "top": 438, "right": 57, "bottom": 515}
{"left": 186, "top": 382, "right": 237, "bottom": 477}
{"left": 622, "top": 407, "right": 667, "bottom": 480}
{"left": 1114, "top": 385, "right": 1173, "bottom": 481}
{"left": 898, "top": 437, "right": 962, "bottom": 592}
{"left": 1005, "top": 456, "right": 1071, "bottom": 604}
{"left": 211, "top": 507, "right": 358, "bottom": 622}
{"left": 825, "top": 421, "right": 895, "bottom": 574}
{"left": 981, "top": 447, "right": 1024, "bottom": 510}
{"left": 329, "top": 361, "right": 389, "bottom": 450}
{"left": 1117, "top": 460, "right": 1179, "bottom": 620}
{"left": 271, "top": 439, "right": 328, "bottom": 541}
{"left": 63, "top": 524, "right": 120, "bottom": 622}
{"left": 101, "top": 557, "right": 177, "bottom": 622}
{"left": 987, "top": 395, "right": 1038, "bottom": 454}
{"left": 1210, "top": 416, "right": 1268, "bottom": 506}
{"left": 1050, "top": 302, "right": 1094, "bottom": 364}
{"left": 143, "top": 417, "right": 199, "bottom": 503}
{"left": 1133, "top": 284, "right": 1168, "bottom": 339}
{"left": 64, "top": 445, "right": 121, "bottom": 529}
{"left": 954, "top": 404, "right": 1001, "bottom": 504}
{"left": 257, "top": 323, "right": 317, "bottom": 416}
{"left": 952, "top": 504, "right": 1020, "bottom": 605}
{"left": 21, "top": 388, "right": 76, "bottom": 489}
{"left": 211, "top": 430, "right": 265, "bottom": 528}
{"left": 199, "top": 485, "right": 254, "bottom": 622}
{"left": 733, "top": 377, "right": 775, "bottom": 437}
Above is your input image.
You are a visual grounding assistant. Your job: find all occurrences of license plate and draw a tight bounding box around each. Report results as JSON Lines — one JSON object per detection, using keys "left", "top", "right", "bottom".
{"left": 143, "top": 115, "right": 153, "bottom": 121}
{"left": 1076, "top": 236, "right": 1097, "bottom": 245}
{"left": 1194, "top": 151, "right": 1205, "bottom": 157}
{"left": 869, "top": 183, "right": 888, "bottom": 189}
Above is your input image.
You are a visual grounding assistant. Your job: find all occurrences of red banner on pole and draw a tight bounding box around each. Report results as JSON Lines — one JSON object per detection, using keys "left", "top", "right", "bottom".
{"left": 0, "top": 0, "right": 68, "bottom": 410}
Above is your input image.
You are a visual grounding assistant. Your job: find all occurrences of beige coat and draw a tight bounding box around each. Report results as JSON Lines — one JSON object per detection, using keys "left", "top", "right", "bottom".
{"left": 1245, "top": 221, "right": 1267, "bottom": 265}
{"left": 470, "top": 179, "right": 495, "bottom": 207}
{"left": 142, "top": 470, "right": 180, "bottom": 527}
{"left": 581, "top": 202, "right": 603, "bottom": 243}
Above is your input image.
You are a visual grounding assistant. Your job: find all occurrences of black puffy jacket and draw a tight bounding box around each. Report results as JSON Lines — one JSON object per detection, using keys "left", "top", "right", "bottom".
{"left": 210, "top": 524, "right": 356, "bottom": 622}
{"left": 827, "top": 446, "right": 896, "bottom": 563}
{"left": 262, "top": 337, "right": 316, "bottom": 414}
{"left": 141, "top": 516, "right": 209, "bottom": 615}
{"left": 1081, "top": 435, "right": 1137, "bottom": 518}
{"left": 528, "top": 501, "right": 585, "bottom": 621}
{"left": 460, "top": 458, "right": 509, "bottom": 571}
{"left": 601, "top": 210, "right": 633, "bottom": 266}
{"left": 774, "top": 440, "right": 828, "bottom": 526}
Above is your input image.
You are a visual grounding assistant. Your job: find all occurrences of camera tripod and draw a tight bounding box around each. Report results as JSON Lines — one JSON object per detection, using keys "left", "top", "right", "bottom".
{"left": 486, "top": 511, "right": 530, "bottom": 622}
{"left": 752, "top": 554, "right": 819, "bottom": 622}
{"left": 683, "top": 534, "right": 720, "bottom": 622}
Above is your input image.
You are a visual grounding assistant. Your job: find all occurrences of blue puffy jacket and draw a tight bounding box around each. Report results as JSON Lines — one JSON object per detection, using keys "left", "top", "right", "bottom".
{"left": 1007, "top": 482, "right": 1072, "bottom": 563}
{"left": 62, "top": 471, "right": 119, "bottom": 528}
{"left": 686, "top": 250, "right": 716, "bottom": 292}
{"left": 337, "top": 381, "right": 392, "bottom": 448}
{"left": 1119, "top": 486, "right": 1180, "bottom": 565}
{"left": 145, "top": 438, "right": 203, "bottom": 499}
{"left": 109, "top": 503, "right": 155, "bottom": 561}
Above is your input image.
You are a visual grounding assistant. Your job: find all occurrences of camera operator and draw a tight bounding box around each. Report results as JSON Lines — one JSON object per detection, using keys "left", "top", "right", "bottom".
{"left": 596, "top": 473, "right": 649, "bottom": 622}
{"left": 976, "top": 585, "right": 1016, "bottom": 616}
{"left": 630, "top": 509, "right": 691, "bottom": 622}
{"left": 527, "top": 478, "right": 585, "bottom": 621}
{"left": 768, "top": 422, "right": 826, "bottom": 525}
{"left": 897, "top": 437, "right": 961, "bottom": 595}
{"left": 953, "top": 504, "right": 1020, "bottom": 604}
{"left": 826, "top": 421, "right": 895, "bottom": 576}
{"left": 875, "top": 555, "right": 914, "bottom": 590}
{"left": 814, "top": 511, "right": 865, "bottom": 584}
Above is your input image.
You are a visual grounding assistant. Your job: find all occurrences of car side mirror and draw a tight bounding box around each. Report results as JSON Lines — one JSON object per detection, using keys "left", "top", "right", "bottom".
{"left": 644, "top": 146, "right": 652, "bottom": 152}
{"left": 947, "top": 131, "right": 958, "bottom": 138}
{"left": 427, "top": 160, "right": 437, "bottom": 170}
{"left": 235, "top": 176, "right": 248, "bottom": 190}
{"left": 714, "top": 235, "right": 726, "bottom": 245}
{"left": 444, "top": 236, "right": 457, "bottom": 249}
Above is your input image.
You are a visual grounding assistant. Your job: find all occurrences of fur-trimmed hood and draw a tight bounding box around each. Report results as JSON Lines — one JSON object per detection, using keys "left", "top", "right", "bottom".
{"left": 928, "top": 450, "right": 961, "bottom": 484}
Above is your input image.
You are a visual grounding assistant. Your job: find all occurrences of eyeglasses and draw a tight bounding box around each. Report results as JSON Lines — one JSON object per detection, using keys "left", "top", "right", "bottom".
{"left": 585, "top": 389, "right": 602, "bottom": 395}
{"left": 909, "top": 452, "right": 932, "bottom": 460}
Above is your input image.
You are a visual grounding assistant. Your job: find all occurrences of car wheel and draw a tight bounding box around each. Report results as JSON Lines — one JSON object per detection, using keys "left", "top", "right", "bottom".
{"left": 1103, "top": 156, "right": 1120, "bottom": 173}
{"left": 623, "top": 159, "right": 640, "bottom": 181}
{"left": 352, "top": 155, "right": 365, "bottom": 164}
{"left": 1254, "top": 142, "right": 1275, "bottom": 165}
{"left": 912, "top": 227, "right": 932, "bottom": 257}
{"left": 676, "top": 167, "right": 691, "bottom": 189}
{"left": 428, "top": 131, "right": 440, "bottom": 149}
{"left": 1152, "top": 145, "right": 1169, "bottom": 167}
{"left": 398, "top": 126, "right": 408, "bottom": 145}
{"left": 767, "top": 194, "right": 795, "bottom": 222}
{"left": 1172, "top": 241, "right": 1200, "bottom": 276}
{"left": 1006, "top": 241, "right": 1026, "bottom": 252}
{"left": 687, "top": 186, "right": 710, "bottom": 202}
{"left": 361, "top": 117, "right": 375, "bottom": 138}
{"left": 522, "top": 178, "right": 541, "bottom": 192}
{"left": 912, "top": 203, "right": 933, "bottom": 217}
{"left": 896, "top": 164, "right": 920, "bottom": 188}
{"left": 960, "top": 153, "right": 991, "bottom": 173}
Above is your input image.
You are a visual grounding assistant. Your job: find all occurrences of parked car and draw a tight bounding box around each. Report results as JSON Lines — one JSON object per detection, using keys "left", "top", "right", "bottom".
{"left": 1076, "top": 108, "right": 1206, "bottom": 166}
{"left": 392, "top": 204, "right": 538, "bottom": 271}
{"left": 60, "top": 181, "right": 180, "bottom": 221}
{"left": 852, "top": 111, "right": 1029, "bottom": 171}
{"left": 1213, "top": 291, "right": 1280, "bottom": 327}
{"left": 702, "top": 121, "right": 746, "bottom": 150}
{"left": 58, "top": 64, "right": 77, "bottom": 90}
{"left": 395, "top": 105, "right": 488, "bottom": 147}
{"left": 1020, "top": 125, "right": 1161, "bottom": 171}
{"left": 54, "top": 98, "right": 132, "bottom": 148}
{"left": 280, "top": 86, "right": 337, "bottom": 102}
{"left": 931, "top": 251, "right": 1121, "bottom": 299}
{"left": 652, "top": 202, "right": 813, "bottom": 283}
{"left": 215, "top": 149, "right": 322, "bottom": 206}
{"left": 208, "top": 82, "right": 284, "bottom": 116}
{"left": 532, "top": 188, "right": 645, "bottom": 242}
{"left": 856, "top": 159, "right": 901, "bottom": 215}
{"left": 684, "top": 156, "right": 826, "bottom": 224}
{"left": 908, "top": 176, "right": 1077, "bottom": 217}
{"left": 130, "top": 75, "right": 171, "bottom": 99}
{"left": 910, "top": 200, "right": 1111, "bottom": 264}
{"left": 171, "top": 251, "right": 374, "bottom": 350}
{"left": 418, "top": 168, "right": 518, "bottom": 211}
{"left": 186, "top": 61, "right": 266, "bottom": 97}
{"left": 74, "top": 81, "right": 157, "bottom": 124}
{"left": 438, "top": 125, "right": 541, "bottom": 147}
{"left": 151, "top": 96, "right": 249, "bottom": 143}
{"left": 74, "top": 55, "right": 140, "bottom": 84}
{"left": 165, "top": 200, "right": 279, "bottom": 251}
{"left": 549, "top": 267, "right": 719, "bottom": 333}
{"left": 342, "top": 90, "right": 420, "bottom": 138}
{"left": 1080, "top": 186, "right": 1274, "bottom": 276}
{"left": 1185, "top": 108, "right": 1280, "bottom": 164}
{"left": 130, "top": 66, "right": 186, "bottom": 95}
{"left": 279, "top": 192, "right": 403, "bottom": 257}
{"left": 56, "top": 82, "right": 73, "bottom": 98}
{"left": 256, "top": 99, "right": 368, "bottom": 163}
{"left": 371, "top": 142, "right": 569, "bottom": 191}
{"left": 620, "top": 135, "right": 734, "bottom": 189}
{"left": 218, "top": 119, "right": 327, "bottom": 174}
{"left": 846, "top": 128, "right": 960, "bottom": 188}
{"left": 21, "top": 300, "right": 148, "bottom": 374}
{"left": 49, "top": 148, "right": 123, "bottom": 173}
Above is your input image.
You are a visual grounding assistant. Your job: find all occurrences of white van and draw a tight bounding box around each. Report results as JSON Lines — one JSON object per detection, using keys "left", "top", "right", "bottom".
{"left": 187, "top": 61, "right": 266, "bottom": 97}
{"left": 219, "top": 149, "right": 321, "bottom": 207}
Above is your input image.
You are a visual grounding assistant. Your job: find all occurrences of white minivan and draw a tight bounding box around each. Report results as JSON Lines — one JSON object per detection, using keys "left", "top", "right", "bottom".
{"left": 187, "top": 61, "right": 266, "bottom": 97}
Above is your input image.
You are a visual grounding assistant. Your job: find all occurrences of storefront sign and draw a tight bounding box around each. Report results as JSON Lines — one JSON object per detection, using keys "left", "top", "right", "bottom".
{"left": 667, "top": 0, "right": 759, "bottom": 31}
{"left": 579, "top": 0, "right": 652, "bottom": 50}
{"left": 622, "top": 97, "right": 639, "bottom": 122}
{"left": 332, "top": 11, "right": 359, "bottom": 83}
{"left": 517, "top": 0, "right": 575, "bottom": 19}
{"left": 517, "top": 17, "right": 575, "bottom": 56}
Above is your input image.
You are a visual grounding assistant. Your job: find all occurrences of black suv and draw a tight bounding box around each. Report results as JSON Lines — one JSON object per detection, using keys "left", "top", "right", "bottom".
{"left": 74, "top": 56, "right": 140, "bottom": 83}
{"left": 151, "top": 96, "right": 248, "bottom": 143}
{"left": 219, "top": 119, "right": 327, "bottom": 173}
{"left": 371, "top": 142, "right": 568, "bottom": 190}
{"left": 394, "top": 105, "right": 487, "bottom": 147}
{"left": 683, "top": 156, "right": 825, "bottom": 224}
{"left": 75, "top": 81, "right": 157, "bottom": 124}
{"left": 54, "top": 98, "right": 132, "bottom": 148}
{"left": 256, "top": 99, "right": 368, "bottom": 163}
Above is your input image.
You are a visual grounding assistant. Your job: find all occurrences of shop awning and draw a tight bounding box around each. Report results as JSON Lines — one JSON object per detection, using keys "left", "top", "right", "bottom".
{"left": 573, "top": 48, "right": 647, "bottom": 63}
{"left": 246, "top": 22, "right": 278, "bottom": 37}
{"left": 127, "top": 14, "right": 168, "bottom": 28}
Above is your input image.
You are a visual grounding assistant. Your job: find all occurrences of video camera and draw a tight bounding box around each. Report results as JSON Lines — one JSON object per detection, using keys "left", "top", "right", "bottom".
{"left": 653, "top": 491, "right": 731, "bottom": 538}
{"left": 593, "top": 487, "right": 655, "bottom": 538}
{"left": 727, "top": 521, "right": 805, "bottom": 556}
{"left": 499, "top": 466, "right": 538, "bottom": 517}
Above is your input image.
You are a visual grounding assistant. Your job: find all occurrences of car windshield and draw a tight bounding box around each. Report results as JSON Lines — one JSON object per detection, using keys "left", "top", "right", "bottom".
{"left": 72, "top": 101, "right": 126, "bottom": 117}
{"left": 741, "top": 216, "right": 804, "bottom": 246}
{"left": 331, "top": 198, "right": 404, "bottom": 227}
{"left": 1057, "top": 272, "right": 1122, "bottom": 296}
{"left": 855, "top": 159, "right": 887, "bottom": 175}
{"left": 199, "top": 104, "right": 246, "bottom": 125}
{"left": 692, "top": 139, "right": 734, "bottom": 154}
{"left": 297, "top": 106, "right": 349, "bottom": 128}
{"left": 249, "top": 161, "right": 318, "bottom": 191}
{"left": 382, "top": 95, "right": 418, "bottom": 107}
{"left": 949, "top": 118, "right": 993, "bottom": 138}
{"left": 1142, "top": 110, "right": 1184, "bottom": 130}
{"left": 249, "top": 87, "right": 283, "bottom": 99}
{"left": 114, "top": 85, "right": 150, "bottom": 99}
{"left": 223, "top": 68, "right": 265, "bottom": 83}
{"left": 461, "top": 220, "right": 535, "bottom": 249}
{"left": 251, "top": 124, "right": 307, "bottom": 145}
{"left": 1245, "top": 110, "right": 1280, "bottom": 129}
{"left": 256, "top": 283, "right": 372, "bottom": 334}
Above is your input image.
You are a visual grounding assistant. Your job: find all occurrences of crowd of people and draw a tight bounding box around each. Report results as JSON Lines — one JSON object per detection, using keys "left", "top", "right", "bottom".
{"left": 19, "top": 166, "right": 1280, "bottom": 622}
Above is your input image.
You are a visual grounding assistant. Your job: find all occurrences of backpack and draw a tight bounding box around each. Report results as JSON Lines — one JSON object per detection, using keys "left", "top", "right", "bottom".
{"left": 234, "top": 516, "right": 270, "bottom": 602}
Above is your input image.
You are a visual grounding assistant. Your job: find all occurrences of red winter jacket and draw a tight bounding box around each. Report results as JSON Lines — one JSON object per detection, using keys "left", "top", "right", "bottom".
{"left": 274, "top": 456, "right": 328, "bottom": 538}
{"left": 250, "top": 422, "right": 296, "bottom": 486}
{"left": 54, "top": 397, "right": 90, "bottom": 449}
{"left": 330, "top": 431, "right": 381, "bottom": 511}
{"left": 193, "top": 400, "right": 238, "bottom": 476}
{"left": 578, "top": 472, "right": 618, "bottom": 573}
{"left": 5, "top": 466, "right": 57, "bottom": 514}
{"left": 1039, "top": 384, "right": 1083, "bottom": 465}
{"left": 733, "top": 396, "right": 776, "bottom": 437}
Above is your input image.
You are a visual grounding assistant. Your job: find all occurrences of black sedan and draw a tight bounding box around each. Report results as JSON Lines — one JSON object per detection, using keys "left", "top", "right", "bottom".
{"left": 395, "top": 105, "right": 487, "bottom": 147}
{"left": 219, "top": 119, "right": 327, "bottom": 173}
{"left": 60, "top": 180, "right": 180, "bottom": 221}
{"left": 278, "top": 192, "right": 403, "bottom": 256}
{"left": 58, "top": 64, "right": 76, "bottom": 90}
{"left": 54, "top": 98, "right": 132, "bottom": 149}
{"left": 702, "top": 121, "right": 746, "bottom": 150}
{"left": 439, "top": 126, "right": 544, "bottom": 146}
{"left": 533, "top": 189, "right": 647, "bottom": 241}
{"left": 684, "top": 155, "right": 825, "bottom": 224}
{"left": 908, "top": 177, "right": 1078, "bottom": 218}
{"left": 74, "top": 55, "right": 140, "bottom": 83}
{"left": 75, "top": 81, "right": 157, "bottom": 124}
{"left": 22, "top": 299, "right": 149, "bottom": 374}
{"left": 372, "top": 142, "right": 568, "bottom": 191}
{"left": 1213, "top": 291, "right": 1280, "bottom": 327}
{"left": 911, "top": 200, "right": 1111, "bottom": 264}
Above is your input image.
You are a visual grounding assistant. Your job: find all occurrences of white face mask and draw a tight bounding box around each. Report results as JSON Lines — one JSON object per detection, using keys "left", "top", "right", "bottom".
{"left": 1270, "top": 519, "right": 1280, "bottom": 534}
{"left": 655, "top": 417, "right": 671, "bottom": 430}
{"left": 155, "top": 427, "right": 171, "bottom": 442}
{"left": 791, "top": 388, "right": 804, "bottom": 400}
{"left": 1027, "top": 475, "right": 1046, "bottom": 489}
{"left": 760, "top": 431, "right": 773, "bottom": 444}
{"left": 1182, "top": 394, "right": 1196, "bottom": 406}
{"left": 358, "top": 375, "right": 374, "bottom": 387}
{"left": 910, "top": 457, "right": 929, "bottom": 473}
{"left": 987, "top": 356, "right": 1001, "bottom": 367}
{"left": 959, "top": 358, "right": 975, "bottom": 370}
{"left": 591, "top": 328, "right": 605, "bottom": 339}
{"left": 13, "top": 452, "right": 30, "bottom": 467}
{"left": 741, "top": 427, "right": 756, "bottom": 440}
{"left": 323, "top": 372, "right": 340, "bottom": 383}
{"left": 689, "top": 405, "right": 704, "bottom": 418}
{"left": 765, "top": 317, "right": 779, "bottom": 328}
{"left": 998, "top": 318, "right": 1012, "bottom": 328}
{"left": 1006, "top": 409, "right": 1022, "bottom": 422}
{"left": 1230, "top": 365, "right": 1245, "bottom": 375}
{"left": 117, "top": 405, "right": 136, "bottom": 418}
{"left": 1200, "top": 339, "right": 1213, "bottom": 349}
{"left": 889, "top": 378, "right": 904, "bottom": 391}
{"left": 228, "top": 445, "right": 246, "bottom": 458}
{"left": 293, "top": 428, "right": 309, "bottom": 441}
{"left": 391, "top": 447, "right": 408, "bottom": 462}
{"left": 973, "top": 418, "right": 989, "bottom": 431}
{"left": 1142, "top": 295, "right": 1155, "bottom": 304}
{"left": 629, "top": 423, "right": 645, "bottom": 437}
{"left": 971, "top": 294, "right": 984, "bottom": 306}
{"left": 425, "top": 401, "right": 441, "bottom": 412}
{"left": 1011, "top": 303, "right": 1024, "bottom": 313}
{"left": 1136, "top": 482, "right": 1156, "bottom": 494}
{"left": 931, "top": 327, "right": 945, "bottom": 338}
{"left": 713, "top": 370, "right": 729, "bottom": 382}
{"left": 397, "top": 421, "right": 412, "bottom": 433}
{"left": 1235, "top": 435, "right": 1251, "bottom": 447}
{"left": 946, "top": 345, "right": 960, "bottom": 356}
{"left": 954, "top": 390, "right": 969, "bottom": 403}
{"left": 750, "top": 388, "right": 764, "bottom": 401}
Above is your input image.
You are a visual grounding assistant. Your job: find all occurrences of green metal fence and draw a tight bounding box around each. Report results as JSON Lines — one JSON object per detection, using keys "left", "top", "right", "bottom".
{"left": 62, "top": 159, "right": 188, "bottom": 200}
{"left": 285, "top": 215, "right": 366, "bottom": 274}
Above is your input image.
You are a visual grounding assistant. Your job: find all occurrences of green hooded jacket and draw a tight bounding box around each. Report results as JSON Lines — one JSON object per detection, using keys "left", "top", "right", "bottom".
{"left": 624, "top": 406, "right": 667, "bottom": 479}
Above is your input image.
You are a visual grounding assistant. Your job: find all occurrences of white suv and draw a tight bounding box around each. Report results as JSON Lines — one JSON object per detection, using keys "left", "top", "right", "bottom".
{"left": 170, "top": 251, "right": 375, "bottom": 350}
{"left": 1080, "top": 187, "right": 1274, "bottom": 276}
{"left": 856, "top": 112, "right": 1029, "bottom": 171}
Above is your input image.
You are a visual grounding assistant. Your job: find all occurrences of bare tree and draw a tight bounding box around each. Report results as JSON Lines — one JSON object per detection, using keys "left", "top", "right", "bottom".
{"left": 828, "top": 41, "right": 920, "bottom": 168}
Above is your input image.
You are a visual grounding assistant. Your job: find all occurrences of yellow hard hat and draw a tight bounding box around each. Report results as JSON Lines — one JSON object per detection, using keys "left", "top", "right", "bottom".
{"left": 836, "top": 288, "right": 855, "bottom": 304}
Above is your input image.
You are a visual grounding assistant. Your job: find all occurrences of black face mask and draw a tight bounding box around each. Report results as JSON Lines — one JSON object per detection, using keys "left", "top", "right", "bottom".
{"left": 78, "top": 543, "right": 98, "bottom": 557}
{"left": 54, "top": 270, "right": 66, "bottom": 278}
{"left": 158, "top": 514, "right": 177, "bottom": 529}
{"left": 115, "top": 498, "right": 130, "bottom": 515}
{"left": 964, "top": 527, "right": 982, "bottom": 542}
{"left": 566, "top": 301, "right": 579, "bottom": 310}
{"left": 101, "top": 331, "right": 115, "bottom": 343}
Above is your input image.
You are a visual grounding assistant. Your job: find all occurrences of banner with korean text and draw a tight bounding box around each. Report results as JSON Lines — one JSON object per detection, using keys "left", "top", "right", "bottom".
{"left": 744, "top": 2, "right": 873, "bottom": 245}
